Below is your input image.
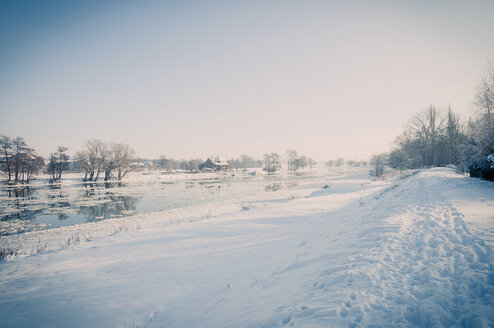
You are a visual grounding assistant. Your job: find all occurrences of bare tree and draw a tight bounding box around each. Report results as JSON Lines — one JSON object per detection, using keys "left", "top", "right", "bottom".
{"left": 410, "top": 105, "right": 444, "bottom": 166}
{"left": 12, "top": 137, "right": 32, "bottom": 184}
{"left": 388, "top": 150, "right": 409, "bottom": 175}
{"left": 74, "top": 140, "right": 106, "bottom": 181}
{"left": 112, "top": 143, "right": 136, "bottom": 180}
{"left": 369, "top": 153, "right": 387, "bottom": 177}
{"left": 75, "top": 150, "right": 91, "bottom": 181}
{"left": 0, "top": 136, "right": 42, "bottom": 184}
{"left": 297, "top": 156, "right": 307, "bottom": 170}
{"left": 47, "top": 154, "right": 57, "bottom": 181}
{"left": 285, "top": 149, "right": 298, "bottom": 173}
{"left": 24, "top": 155, "right": 44, "bottom": 183}
{"left": 263, "top": 153, "right": 281, "bottom": 173}
{"left": 87, "top": 140, "right": 107, "bottom": 181}
{"left": 445, "top": 107, "right": 463, "bottom": 166}
{"left": 102, "top": 146, "right": 117, "bottom": 181}
{"left": 307, "top": 158, "right": 316, "bottom": 169}
{"left": 0, "top": 135, "right": 13, "bottom": 183}
{"left": 153, "top": 155, "right": 175, "bottom": 171}
{"left": 239, "top": 154, "right": 255, "bottom": 168}
{"left": 427, "top": 105, "right": 442, "bottom": 166}
{"left": 78, "top": 142, "right": 136, "bottom": 181}
{"left": 47, "top": 146, "right": 70, "bottom": 181}
{"left": 474, "top": 62, "right": 494, "bottom": 115}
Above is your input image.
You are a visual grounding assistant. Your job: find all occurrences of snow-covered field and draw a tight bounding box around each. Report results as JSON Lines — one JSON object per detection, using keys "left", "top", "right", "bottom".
{"left": 0, "top": 167, "right": 493, "bottom": 327}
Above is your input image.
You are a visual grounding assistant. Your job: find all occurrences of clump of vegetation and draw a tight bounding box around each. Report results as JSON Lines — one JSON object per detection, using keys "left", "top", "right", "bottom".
{"left": 0, "top": 247, "right": 18, "bottom": 260}
{"left": 241, "top": 201, "right": 253, "bottom": 211}
{"left": 265, "top": 183, "right": 282, "bottom": 192}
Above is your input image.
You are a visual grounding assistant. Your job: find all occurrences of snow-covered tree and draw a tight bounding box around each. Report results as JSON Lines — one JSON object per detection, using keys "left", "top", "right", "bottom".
{"left": 460, "top": 63, "right": 494, "bottom": 180}
{"left": 461, "top": 113, "right": 494, "bottom": 179}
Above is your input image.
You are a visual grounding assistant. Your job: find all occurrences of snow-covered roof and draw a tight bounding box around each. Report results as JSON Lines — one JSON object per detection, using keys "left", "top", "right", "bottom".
{"left": 213, "top": 156, "right": 229, "bottom": 166}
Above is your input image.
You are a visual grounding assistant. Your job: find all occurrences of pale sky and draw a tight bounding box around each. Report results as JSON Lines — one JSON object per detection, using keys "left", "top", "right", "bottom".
{"left": 1, "top": 0, "right": 494, "bottom": 161}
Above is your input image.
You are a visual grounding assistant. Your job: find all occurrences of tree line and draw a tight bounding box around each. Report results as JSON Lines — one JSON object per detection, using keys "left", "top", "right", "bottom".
{"left": 152, "top": 152, "right": 317, "bottom": 173}
{"left": 75, "top": 140, "right": 136, "bottom": 181}
{"left": 369, "top": 62, "right": 494, "bottom": 180}
{"left": 0, "top": 138, "right": 136, "bottom": 184}
{"left": 263, "top": 150, "right": 315, "bottom": 173}
{"left": 152, "top": 156, "right": 204, "bottom": 172}
{"left": 326, "top": 158, "right": 368, "bottom": 167}
{"left": 151, "top": 155, "right": 263, "bottom": 172}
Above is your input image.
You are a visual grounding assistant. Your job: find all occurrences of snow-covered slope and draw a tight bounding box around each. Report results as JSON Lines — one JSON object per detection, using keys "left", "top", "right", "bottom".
{"left": 0, "top": 168, "right": 493, "bottom": 327}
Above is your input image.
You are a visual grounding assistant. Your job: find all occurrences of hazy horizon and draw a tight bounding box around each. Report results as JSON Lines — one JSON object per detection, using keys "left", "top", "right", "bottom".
{"left": 1, "top": 0, "right": 494, "bottom": 161}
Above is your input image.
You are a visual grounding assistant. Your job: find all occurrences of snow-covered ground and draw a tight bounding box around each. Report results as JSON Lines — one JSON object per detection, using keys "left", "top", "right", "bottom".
{"left": 0, "top": 167, "right": 493, "bottom": 327}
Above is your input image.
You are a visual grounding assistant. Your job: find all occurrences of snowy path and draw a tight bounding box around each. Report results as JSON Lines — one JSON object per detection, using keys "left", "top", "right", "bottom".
{"left": 0, "top": 168, "right": 493, "bottom": 327}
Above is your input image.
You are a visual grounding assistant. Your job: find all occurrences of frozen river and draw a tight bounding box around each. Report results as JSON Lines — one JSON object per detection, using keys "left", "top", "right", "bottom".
{"left": 0, "top": 166, "right": 366, "bottom": 236}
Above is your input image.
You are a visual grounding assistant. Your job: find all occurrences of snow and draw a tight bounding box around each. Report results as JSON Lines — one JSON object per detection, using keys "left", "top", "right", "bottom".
{"left": 0, "top": 167, "right": 493, "bottom": 327}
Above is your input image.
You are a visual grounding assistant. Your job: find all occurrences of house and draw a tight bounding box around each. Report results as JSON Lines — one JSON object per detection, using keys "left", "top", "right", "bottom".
{"left": 199, "top": 156, "right": 230, "bottom": 171}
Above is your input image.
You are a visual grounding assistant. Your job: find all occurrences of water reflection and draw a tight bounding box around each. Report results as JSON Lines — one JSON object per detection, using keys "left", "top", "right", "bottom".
{"left": 76, "top": 182, "right": 139, "bottom": 222}
{"left": 0, "top": 182, "right": 139, "bottom": 234}
{"left": 1, "top": 186, "right": 41, "bottom": 223}
{"left": 80, "top": 193, "right": 138, "bottom": 222}
{"left": 1, "top": 168, "right": 345, "bottom": 235}
{"left": 6, "top": 186, "right": 32, "bottom": 198}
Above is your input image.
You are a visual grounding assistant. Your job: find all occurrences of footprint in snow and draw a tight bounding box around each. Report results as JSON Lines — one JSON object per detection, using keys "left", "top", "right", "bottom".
{"left": 281, "top": 313, "right": 292, "bottom": 325}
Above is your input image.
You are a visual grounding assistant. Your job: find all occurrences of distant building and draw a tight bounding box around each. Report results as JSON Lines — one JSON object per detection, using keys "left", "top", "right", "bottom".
{"left": 199, "top": 156, "right": 230, "bottom": 171}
